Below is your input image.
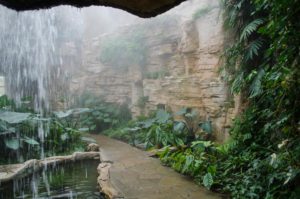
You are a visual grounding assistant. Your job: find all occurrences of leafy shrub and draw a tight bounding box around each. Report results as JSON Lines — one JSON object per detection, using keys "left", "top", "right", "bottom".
{"left": 158, "top": 140, "right": 226, "bottom": 190}
{"left": 160, "top": 0, "right": 300, "bottom": 197}
{"left": 209, "top": 0, "right": 300, "bottom": 197}
{"left": 71, "top": 92, "right": 131, "bottom": 132}
{"left": 175, "top": 107, "right": 212, "bottom": 143}
{"left": 104, "top": 108, "right": 212, "bottom": 149}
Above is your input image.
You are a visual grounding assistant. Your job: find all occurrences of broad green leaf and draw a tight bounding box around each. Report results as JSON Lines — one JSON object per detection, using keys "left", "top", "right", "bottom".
{"left": 174, "top": 122, "right": 186, "bottom": 132}
{"left": 4, "top": 138, "right": 20, "bottom": 150}
{"left": 54, "top": 110, "right": 73, "bottom": 118}
{"left": 139, "top": 119, "right": 155, "bottom": 128}
{"left": 72, "top": 108, "right": 91, "bottom": 115}
{"left": 191, "top": 141, "right": 213, "bottom": 152}
{"left": 155, "top": 109, "right": 170, "bottom": 123}
{"left": 78, "top": 127, "right": 89, "bottom": 132}
{"left": 182, "top": 155, "right": 194, "bottom": 173}
{"left": 23, "top": 137, "right": 39, "bottom": 145}
{"left": 0, "top": 111, "right": 31, "bottom": 124}
{"left": 203, "top": 173, "right": 214, "bottom": 189}
{"left": 200, "top": 121, "right": 212, "bottom": 134}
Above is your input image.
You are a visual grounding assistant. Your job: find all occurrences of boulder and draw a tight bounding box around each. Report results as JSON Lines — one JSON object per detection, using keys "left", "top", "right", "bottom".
{"left": 87, "top": 143, "right": 100, "bottom": 152}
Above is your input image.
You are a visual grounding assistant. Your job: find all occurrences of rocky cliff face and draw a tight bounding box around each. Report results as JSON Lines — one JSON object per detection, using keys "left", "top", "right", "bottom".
{"left": 67, "top": 0, "right": 236, "bottom": 142}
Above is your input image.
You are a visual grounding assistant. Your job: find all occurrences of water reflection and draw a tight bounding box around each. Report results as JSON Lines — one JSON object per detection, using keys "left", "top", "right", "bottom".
{"left": 0, "top": 160, "right": 103, "bottom": 199}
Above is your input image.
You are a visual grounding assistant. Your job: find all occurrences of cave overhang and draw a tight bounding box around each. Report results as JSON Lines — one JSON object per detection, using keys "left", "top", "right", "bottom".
{"left": 0, "top": 0, "right": 187, "bottom": 18}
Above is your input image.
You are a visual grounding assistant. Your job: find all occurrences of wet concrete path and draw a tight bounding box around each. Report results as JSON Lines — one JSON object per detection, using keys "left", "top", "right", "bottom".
{"left": 89, "top": 134, "right": 223, "bottom": 199}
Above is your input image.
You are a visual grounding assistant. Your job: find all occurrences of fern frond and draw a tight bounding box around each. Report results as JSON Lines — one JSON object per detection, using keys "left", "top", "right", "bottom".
{"left": 240, "top": 19, "right": 264, "bottom": 41}
{"left": 245, "top": 39, "right": 263, "bottom": 61}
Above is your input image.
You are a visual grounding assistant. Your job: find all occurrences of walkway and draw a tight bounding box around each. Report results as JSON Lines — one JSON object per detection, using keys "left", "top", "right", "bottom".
{"left": 89, "top": 134, "right": 224, "bottom": 199}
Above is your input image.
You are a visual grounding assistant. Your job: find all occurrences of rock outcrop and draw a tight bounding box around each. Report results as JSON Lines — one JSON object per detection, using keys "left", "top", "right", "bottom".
{"left": 87, "top": 143, "right": 101, "bottom": 152}
{"left": 97, "top": 162, "right": 123, "bottom": 199}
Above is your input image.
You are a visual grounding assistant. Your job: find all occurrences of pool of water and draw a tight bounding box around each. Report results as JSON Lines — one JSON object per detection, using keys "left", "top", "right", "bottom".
{"left": 0, "top": 159, "right": 104, "bottom": 199}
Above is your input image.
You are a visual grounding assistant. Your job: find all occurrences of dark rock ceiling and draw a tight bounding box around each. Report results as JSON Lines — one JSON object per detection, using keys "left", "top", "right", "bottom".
{"left": 0, "top": 0, "right": 187, "bottom": 18}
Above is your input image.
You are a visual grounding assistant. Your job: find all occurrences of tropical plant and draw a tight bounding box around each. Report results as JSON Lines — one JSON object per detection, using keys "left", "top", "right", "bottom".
{"left": 71, "top": 92, "right": 132, "bottom": 132}
{"left": 175, "top": 108, "right": 212, "bottom": 143}
{"left": 158, "top": 140, "right": 223, "bottom": 190}
{"left": 155, "top": 1, "right": 300, "bottom": 198}
{"left": 138, "top": 109, "right": 185, "bottom": 148}
{"left": 219, "top": 0, "right": 300, "bottom": 197}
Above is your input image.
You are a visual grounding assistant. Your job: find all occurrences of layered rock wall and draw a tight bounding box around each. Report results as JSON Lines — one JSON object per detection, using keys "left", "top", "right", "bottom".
{"left": 68, "top": 0, "right": 235, "bottom": 142}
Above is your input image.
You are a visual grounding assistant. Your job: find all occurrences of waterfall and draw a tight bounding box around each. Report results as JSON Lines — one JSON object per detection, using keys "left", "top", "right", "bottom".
{"left": 0, "top": 5, "right": 83, "bottom": 112}
{"left": 0, "top": 7, "right": 57, "bottom": 112}
{"left": 0, "top": 6, "right": 83, "bottom": 160}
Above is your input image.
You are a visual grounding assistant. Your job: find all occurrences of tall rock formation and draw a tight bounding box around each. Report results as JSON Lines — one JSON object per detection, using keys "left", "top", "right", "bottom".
{"left": 67, "top": 0, "right": 235, "bottom": 142}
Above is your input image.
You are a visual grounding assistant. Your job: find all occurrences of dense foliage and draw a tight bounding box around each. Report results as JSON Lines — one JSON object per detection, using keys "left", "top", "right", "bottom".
{"left": 71, "top": 92, "right": 131, "bottom": 132}
{"left": 103, "top": 108, "right": 212, "bottom": 149}
{"left": 220, "top": 0, "right": 300, "bottom": 197}
{"left": 158, "top": 0, "right": 300, "bottom": 198}
{"left": 103, "top": 0, "right": 300, "bottom": 198}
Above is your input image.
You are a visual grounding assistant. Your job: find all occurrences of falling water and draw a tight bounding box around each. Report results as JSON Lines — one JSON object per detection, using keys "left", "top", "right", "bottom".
{"left": 0, "top": 7, "right": 57, "bottom": 112}
{"left": 0, "top": 6, "right": 86, "bottom": 198}
{"left": 0, "top": 6, "right": 83, "bottom": 159}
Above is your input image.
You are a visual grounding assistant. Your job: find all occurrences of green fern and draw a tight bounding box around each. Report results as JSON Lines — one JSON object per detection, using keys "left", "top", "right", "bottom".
{"left": 240, "top": 19, "right": 264, "bottom": 41}
{"left": 245, "top": 39, "right": 263, "bottom": 61}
